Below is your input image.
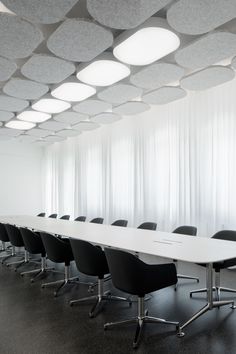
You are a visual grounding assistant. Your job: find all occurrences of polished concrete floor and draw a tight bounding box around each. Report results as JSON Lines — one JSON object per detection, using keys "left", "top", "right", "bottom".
{"left": 1, "top": 254, "right": 236, "bottom": 354}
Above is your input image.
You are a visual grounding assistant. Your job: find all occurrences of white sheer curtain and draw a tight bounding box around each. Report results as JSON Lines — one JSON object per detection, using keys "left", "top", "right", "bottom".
{"left": 43, "top": 77, "right": 236, "bottom": 236}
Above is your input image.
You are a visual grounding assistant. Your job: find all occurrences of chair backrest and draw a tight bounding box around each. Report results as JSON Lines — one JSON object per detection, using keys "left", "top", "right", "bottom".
{"left": 74, "top": 216, "right": 86, "bottom": 222}
{"left": 19, "top": 228, "right": 45, "bottom": 256}
{"left": 112, "top": 219, "right": 128, "bottom": 227}
{"left": 137, "top": 222, "right": 157, "bottom": 231}
{"left": 90, "top": 217, "right": 104, "bottom": 224}
{"left": 212, "top": 230, "right": 236, "bottom": 242}
{"left": 0, "top": 223, "right": 9, "bottom": 242}
{"left": 70, "top": 239, "right": 109, "bottom": 278}
{"left": 60, "top": 215, "right": 70, "bottom": 220}
{"left": 172, "top": 225, "right": 197, "bottom": 236}
{"left": 48, "top": 213, "right": 57, "bottom": 218}
{"left": 40, "top": 232, "right": 73, "bottom": 265}
{"left": 5, "top": 224, "right": 24, "bottom": 247}
{"left": 37, "top": 212, "right": 46, "bottom": 217}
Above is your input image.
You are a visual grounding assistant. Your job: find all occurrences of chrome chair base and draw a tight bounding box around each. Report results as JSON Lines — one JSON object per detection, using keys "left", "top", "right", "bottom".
{"left": 104, "top": 297, "right": 179, "bottom": 349}
{"left": 70, "top": 278, "right": 132, "bottom": 318}
{"left": 41, "top": 265, "right": 90, "bottom": 297}
{"left": 20, "top": 257, "right": 55, "bottom": 282}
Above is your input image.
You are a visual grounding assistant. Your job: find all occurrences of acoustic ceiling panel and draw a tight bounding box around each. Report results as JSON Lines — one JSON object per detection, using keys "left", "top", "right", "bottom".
{"left": 0, "top": 13, "right": 43, "bottom": 59}
{"left": 0, "top": 95, "right": 29, "bottom": 112}
{"left": 87, "top": 0, "right": 172, "bottom": 29}
{"left": 0, "top": 127, "right": 22, "bottom": 136}
{"left": 181, "top": 66, "right": 235, "bottom": 91}
{"left": 0, "top": 56, "right": 17, "bottom": 81}
{"left": 21, "top": 55, "right": 75, "bottom": 84}
{"left": 98, "top": 84, "right": 142, "bottom": 104}
{"left": 17, "top": 135, "right": 38, "bottom": 143}
{"left": 47, "top": 19, "right": 113, "bottom": 62}
{"left": 54, "top": 112, "right": 88, "bottom": 125}
{"left": 91, "top": 113, "right": 121, "bottom": 124}
{"left": 142, "top": 86, "right": 187, "bottom": 105}
{"left": 73, "top": 99, "right": 112, "bottom": 115}
{"left": 175, "top": 32, "right": 236, "bottom": 70}
{"left": 130, "top": 63, "right": 185, "bottom": 90}
{"left": 73, "top": 121, "right": 100, "bottom": 131}
{"left": 39, "top": 121, "right": 69, "bottom": 131}
{"left": 3, "top": 78, "right": 49, "bottom": 100}
{"left": 113, "top": 101, "right": 150, "bottom": 115}
{"left": 167, "top": 0, "right": 236, "bottom": 35}
{"left": 57, "top": 129, "right": 81, "bottom": 137}
{"left": 0, "top": 111, "right": 14, "bottom": 122}
{"left": 27, "top": 128, "right": 52, "bottom": 137}
{"left": 1, "top": 0, "right": 79, "bottom": 24}
{"left": 44, "top": 135, "right": 65, "bottom": 142}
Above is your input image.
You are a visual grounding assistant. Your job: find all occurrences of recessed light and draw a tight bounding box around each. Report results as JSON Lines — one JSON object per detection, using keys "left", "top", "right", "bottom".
{"left": 113, "top": 17, "right": 180, "bottom": 66}
{"left": 32, "top": 95, "right": 71, "bottom": 113}
{"left": 17, "top": 111, "right": 51, "bottom": 123}
{"left": 77, "top": 53, "right": 130, "bottom": 86}
{"left": 51, "top": 79, "right": 96, "bottom": 102}
{"left": 5, "top": 120, "right": 36, "bottom": 130}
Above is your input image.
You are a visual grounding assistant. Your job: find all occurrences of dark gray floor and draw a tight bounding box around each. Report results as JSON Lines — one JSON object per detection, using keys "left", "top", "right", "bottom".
{"left": 1, "top": 255, "right": 236, "bottom": 354}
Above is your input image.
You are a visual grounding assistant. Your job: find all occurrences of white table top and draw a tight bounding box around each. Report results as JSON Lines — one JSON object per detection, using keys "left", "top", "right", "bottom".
{"left": 1, "top": 215, "right": 236, "bottom": 264}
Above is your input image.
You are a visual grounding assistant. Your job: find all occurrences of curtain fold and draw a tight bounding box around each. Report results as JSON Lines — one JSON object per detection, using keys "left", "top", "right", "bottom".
{"left": 43, "top": 78, "right": 236, "bottom": 236}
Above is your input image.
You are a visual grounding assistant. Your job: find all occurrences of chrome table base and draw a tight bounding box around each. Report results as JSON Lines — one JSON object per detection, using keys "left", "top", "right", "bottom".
{"left": 104, "top": 297, "right": 179, "bottom": 349}
{"left": 177, "top": 263, "right": 235, "bottom": 337}
{"left": 70, "top": 278, "right": 132, "bottom": 318}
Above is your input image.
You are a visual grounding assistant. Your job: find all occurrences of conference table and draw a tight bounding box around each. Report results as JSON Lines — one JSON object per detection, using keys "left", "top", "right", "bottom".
{"left": 1, "top": 215, "right": 236, "bottom": 337}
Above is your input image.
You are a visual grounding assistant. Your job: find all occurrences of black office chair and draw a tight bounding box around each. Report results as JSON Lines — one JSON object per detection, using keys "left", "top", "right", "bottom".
{"left": 37, "top": 213, "right": 46, "bottom": 217}
{"left": 137, "top": 222, "right": 157, "bottom": 231}
{"left": 4, "top": 224, "right": 28, "bottom": 270}
{"left": 69, "top": 239, "right": 131, "bottom": 318}
{"left": 48, "top": 214, "right": 57, "bottom": 218}
{"left": 104, "top": 248, "right": 179, "bottom": 349}
{"left": 40, "top": 232, "right": 81, "bottom": 297}
{"left": 112, "top": 219, "right": 128, "bottom": 227}
{"left": 190, "top": 230, "right": 236, "bottom": 301}
{"left": 60, "top": 215, "right": 70, "bottom": 220}
{"left": 74, "top": 216, "right": 86, "bottom": 222}
{"left": 0, "top": 223, "right": 12, "bottom": 262}
{"left": 19, "top": 228, "right": 54, "bottom": 282}
{"left": 172, "top": 226, "right": 199, "bottom": 286}
{"left": 90, "top": 217, "right": 104, "bottom": 224}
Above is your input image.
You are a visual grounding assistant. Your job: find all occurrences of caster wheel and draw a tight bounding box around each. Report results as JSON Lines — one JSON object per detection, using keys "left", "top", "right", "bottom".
{"left": 89, "top": 312, "right": 94, "bottom": 318}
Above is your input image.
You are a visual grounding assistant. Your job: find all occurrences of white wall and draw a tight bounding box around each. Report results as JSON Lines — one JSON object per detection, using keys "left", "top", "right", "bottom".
{"left": 0, "top": 141, "right": 43, "bottom": 215}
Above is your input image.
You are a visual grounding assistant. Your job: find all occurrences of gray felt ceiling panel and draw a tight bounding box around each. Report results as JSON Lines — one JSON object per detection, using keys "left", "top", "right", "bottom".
{"left": 180, "top": 66, "right": 235, "bottom": 91}
{"left": 0, "top": 13, "right": 43, "bottom": 59}
{"left": 113, "top": 101, "right": 150, "bottom": 115}
{"left": 175, "top": 32, "right": 236, "bottom": 70}
{"left": 3, "top": 78, "right": 49, "bottom": 100}
{"left": 27, "top": 128, "right": 53, "bottom": 137}
{"left": 0, "top": 111, "right": 14, "bottom": 122}
{"left": 39, "top": 121, "right": 69, "bottom": 131}
{"left": 72, "top": 121, "right": 100, "bottom": 131}
{"left": 167, "top": 0, "right": 236, "bottom": 35}
{"left": 0, "top": 56, "right": 17, "bottom": 81}
{"left": 57, "top": 129, "right": 81, "bottom": 137}
{"left": 0, "top": 127, "right": 22, "bottom": 136}
{"left": 47, "top": 19, "right": 113, "bottom": 62}
{"left": 142, "top": 86, "right": 187, "bottom": 105}
{"left": 73, "top": 99, "right": 112, "bottom": 115}
{"left": 21, "top": 55, "right": 75, "bottom": 84}
{"left": 91, "top": 112, "right": 121, "bottom": 124}
{"left": 17, "top": 135, "right": 38, "bottom": 143}
{"left": 0, "top": 95, "right": 29, "bottom": 112}
{"left": 44, "top": 135, "right": 65, "bottom": 142}
{"left": 1, "top": 0, "right": 79, "bottom": 24}
{"left": 130, "top": 63, "right": 185, "bottom": 90}
{"left": 54, "top": 112, "right": 89, "bottom": 125}
{"left": 98, "top": 84, "right": 142, "bottom": 105}
{"left": 87, "top": 0, "right": 172, "bottom": 29}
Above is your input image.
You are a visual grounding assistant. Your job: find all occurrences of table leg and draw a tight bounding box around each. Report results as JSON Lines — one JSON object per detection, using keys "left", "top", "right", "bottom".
{"left": 177, "top": 263, "right": 235, "bottom": 337}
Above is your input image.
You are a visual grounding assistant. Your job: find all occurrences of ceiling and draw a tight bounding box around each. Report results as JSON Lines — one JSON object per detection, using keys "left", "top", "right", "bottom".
{"left": 0, "top": 0, "right": 236, "bottom": 146}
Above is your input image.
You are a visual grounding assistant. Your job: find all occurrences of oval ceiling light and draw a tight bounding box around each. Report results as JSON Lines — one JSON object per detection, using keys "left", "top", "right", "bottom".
{"left": 32, "top": 95, "right": 71, "bottom": 114}
{"left": 51, "top": 78, "right": 96, "bottom": 102}
{"left": 77, "top": 53, "right": 130, "bottom": 87}
{"left": 113, "top": 17, "right": 180, "bottom": 66}
{"left": 5, "top": 120, "right": 36, "bottom": 130}
{"left": 17, "top": 111, "right": 51, "bottom": 123}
